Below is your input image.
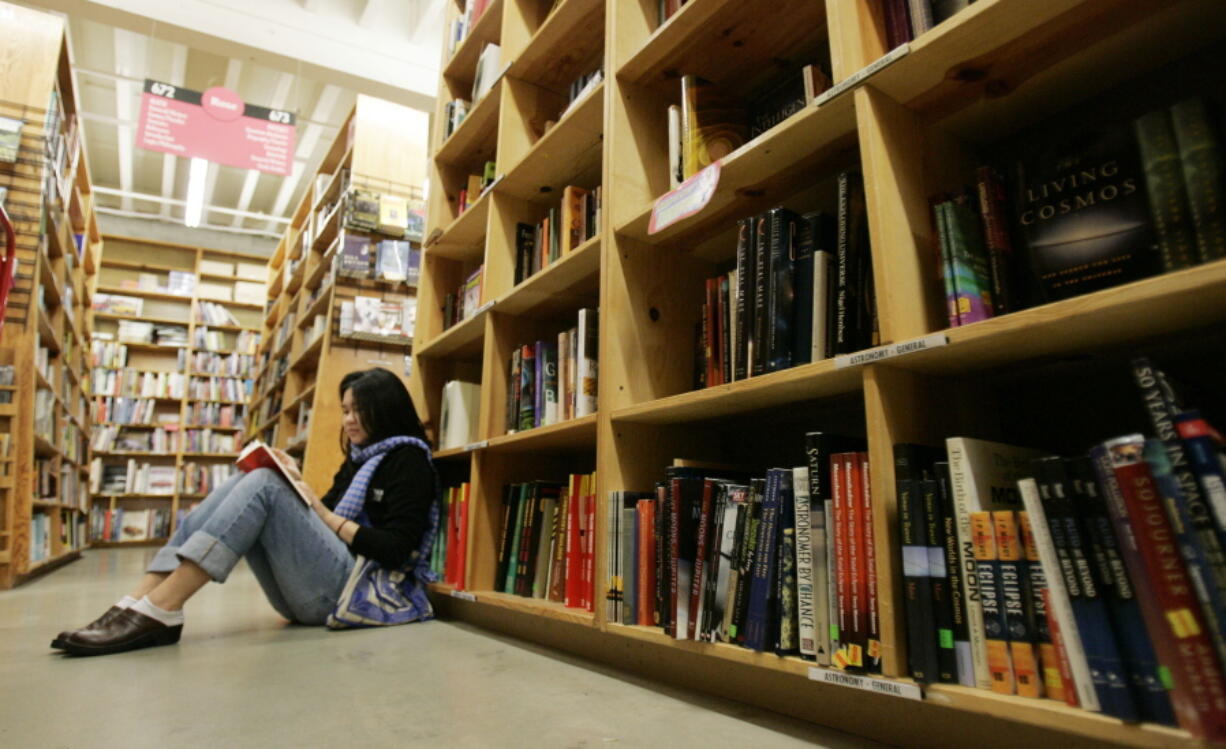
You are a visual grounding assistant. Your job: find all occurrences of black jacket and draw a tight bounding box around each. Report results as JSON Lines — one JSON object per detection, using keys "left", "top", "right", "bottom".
{"left": 319, "top": 444, "right": 435, "bottom": 569}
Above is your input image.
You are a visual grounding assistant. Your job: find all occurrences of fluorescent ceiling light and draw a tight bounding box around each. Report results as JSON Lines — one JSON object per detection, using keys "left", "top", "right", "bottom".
{"left": 184, "top": 157, "right": 208, "bottom": 228}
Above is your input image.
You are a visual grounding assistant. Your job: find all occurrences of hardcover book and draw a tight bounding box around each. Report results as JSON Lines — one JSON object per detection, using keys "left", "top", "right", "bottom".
{"left": 680, "top": 75, "right": 748, "bottom": 180}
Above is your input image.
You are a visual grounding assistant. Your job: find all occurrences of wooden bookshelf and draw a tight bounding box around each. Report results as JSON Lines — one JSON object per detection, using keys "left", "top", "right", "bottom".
{"left": 0, "top": 3, "right": 101, "bottom": 586}
{"left": 244, "top": 94, "right": 427, "bottom": 496}
{"left": 411, "top": 0, "right": 1226, "bottom": 746}
{"left": 88, "top": 236, "right": 265, "bottom": 546}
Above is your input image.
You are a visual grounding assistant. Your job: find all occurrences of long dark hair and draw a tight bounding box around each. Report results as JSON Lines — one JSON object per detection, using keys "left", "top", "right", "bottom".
{"left": 339, "top": 368, "right": 427, "bottom": 450}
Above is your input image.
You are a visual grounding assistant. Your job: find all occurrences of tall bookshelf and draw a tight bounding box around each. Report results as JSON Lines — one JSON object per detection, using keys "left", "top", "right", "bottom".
{"left": 89, "top": 236, "right": 264, "bottom": 546}
{"left": 245, "top": 94, "right": 428, "bottom": 497}
{"left": 0, "top": 2, "right": 101, "bottom": 587}
{"left": 412, "top": 0, "right": 1226, "bottom": 746}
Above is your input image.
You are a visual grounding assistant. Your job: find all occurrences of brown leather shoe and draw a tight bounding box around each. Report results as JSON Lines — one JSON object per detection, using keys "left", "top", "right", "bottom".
{"left": 61, "top": 608, "right": 182, "bottom": 657}
{"left": 51, "top": 606, "right": 127, "bottom": 649}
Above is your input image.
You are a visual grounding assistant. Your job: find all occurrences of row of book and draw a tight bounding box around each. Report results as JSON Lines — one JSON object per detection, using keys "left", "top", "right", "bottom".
{"left": 181, "top": 463, "right": 236, "bottom": 496}
{"left": 118, "top": 321, "right": 189, "bottom": 347}
{"left": 344, "top": 188, "right": 426, "bottom": 242}
{"left": 190, "top": 351, "right": 256, "bottom": 377}
{"left": 442, "top": 98, "right": 469, "bottom": 141}
{"left": 35, "top": 459, "right": 56, "bottom": 499}
{"left": 897, "top": 358, "right": 1226, "bottom": 741}
{"left": 91, "top": 425, "right": 177, "bottom": 454}
{"left": 182, "top": 429, "right": 237, "bottom": 454}
{"left": 90, "top": 340, "right": 129, "bottom": 369}
{"left": 34, "top": 389, "right": 54, "bottom": 441}
{"left": 697, "top": 173, "right": 875, "bottom": 388}
{"left": 489, "top": 474, "right": 598, "bottom": 610}
{"left": 337, "top": 295, "right": 417, "bottom": 342}
{"left": 29, "top": 512, "right": 54, "bottom": 563}
{"left": 91, "top": 397, "right": 165, "bottom": 426}
{"left": 933, "top": 96, "right": 1225, "bottom": 326}
{"left": 446, "top": 0, "right": 493, "bottom": 59}
{"left": 513, "top": 185, "right": 602, "bottom": 285}
{"left": 194, "top": 327, "right": 257, "bottom": 354}
{"left": 90, "top": 370, "right": 185, "bottom": 399}
{"left": 442, "top": 265, "right": 483, "bottom": 331}
{"left": 337, "top": 234, "right": 421, "bottom": 285}
{"left": 195, "top": 301, "right": 240, "bottom": 327}
{"left": 505, "top": 308, "right": 599, "bottom": 433}
{"left": 93, "top": 292, "right": 143, "bottom": 317}
{"left": 89, "top": 506, "right": 172, "bottom": 543}
{"left": 187, "top": 376, "right": 252, "bottom": 403}
{"left": 433, "top": 483, "right": 470, "bottom": 587}
{"left": 606, "top": 446, "right": 877, "bottom": 670}
{"left": 89, "top": 458, "right": 177, "bottom": 496}
{"left": 187, "top": 402, "right": 245, "bottom": 429}
{"left": 458, "top": 162, "right": 496, "bottom": 214}
{"left": 881, "top": 0, "right": 976, "bottom": 50}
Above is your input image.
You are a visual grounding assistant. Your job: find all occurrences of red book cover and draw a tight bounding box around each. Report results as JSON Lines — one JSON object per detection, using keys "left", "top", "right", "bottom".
{"left": 565, "top": 473, "right": 583, "bottom": 608}
{"left": 1107, "top": 441, "right": 1226, "bottom": 740}
{"left": 638, "top": 499, "right": 656, "bottom": 626}
{"left": 688, "top": 479, "right": 716, "bottom": 639}
{"left": 456, "top": 483, "right": 470, "bottom": 590}
{"left": 235, "top": 441, "right": 312, "bottom": 506}
{"left": 846, "top": 451, "right": 866, "bottom": 670}
{"left": 447, "top": 486, "right": 461, "bottom": 586}
{"left": 1042, "top": 586, "right": 1078, "bottom": 707}
{"left": 831, "top": 452, "right": 850, "bottom": 667}
{"left": 861, "top": 453, "right": 881, "bottom": 671}
{"left": 585, "top": 475, "right": 596, "bottom": 612}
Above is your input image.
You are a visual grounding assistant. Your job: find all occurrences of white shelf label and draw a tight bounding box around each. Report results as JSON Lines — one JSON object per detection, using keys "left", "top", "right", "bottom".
{"left": 834, "top": 333, "right": 948, "bottom": 369}
{"left": 813, "top": 44, "right": 911, "bottom": 109}
{"left": 473, "top": 300, "right": 496, "bottom": 317}
{"left": 808, "top": 667, "right": 923, "bottom": 701}
{"left": 649, "top": 161, "right": 721, "bottom": 235}
{"left": 450, "top": 590, "right": 477, "bottom": 602}
{"left": 463, "top": 440, "right": 488, "bottom": 453}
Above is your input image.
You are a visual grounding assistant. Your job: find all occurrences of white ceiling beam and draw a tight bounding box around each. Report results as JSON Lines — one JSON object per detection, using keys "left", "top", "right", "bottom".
{"left": 31, "top": 0, "right": 438, "bottom": 114}
{"left": 112, "top": 28, "right": 147, "bottom": 212}
{"left": 94, "top": 186, "right": 291, "bottom": 224}
{"left": 233, "top": 72, "right": 296, "bottom": 228}
{"left": 268, "top": 83, "right": 342, "bottom": 230}
{"left": 357, "top": 0, "right": 380, "bottom": 28}
{"left": 160, "top": 42, "right": 188, "bottom": 219}
{"left": 96, "top": 206, "right": 284, "bottom": 239}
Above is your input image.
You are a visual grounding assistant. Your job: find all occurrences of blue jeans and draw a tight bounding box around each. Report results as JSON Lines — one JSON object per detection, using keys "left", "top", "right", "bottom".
{"left": 148, "top": 469, "right": 355, "bottom": 625}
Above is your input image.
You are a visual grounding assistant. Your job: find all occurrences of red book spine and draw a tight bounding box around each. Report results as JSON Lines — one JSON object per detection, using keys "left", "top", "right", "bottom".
{"left": 585, "top": 479, "right": 596, "bottom": 612}
{"left": 688, "top": 480, "right": 715, "bottom": 639}
{"left": 832, "top": 453, "right": 850, "bottom": 666}
{"left": 456, "top": 483, "right": 470, "bottom": 590}
{"left": 1111, "top": 452, "right": 1226, "bottom": 740}
{"left": 861, "top": 453, "right": 880, "bottom": 671}
{"left": 639, "top": 499, "right": 656, "bottom": 626}
{"left": 846, "top": 452, "right": 866, "bottom": 670}
{"left": 1042, "top": 586, "right": 1079, "bottom": 707}
{"left": 667, "top": 477, "right": 682, "bottom": 637}
{"left": 564, "top": 474, "right": 582, "bottom": 608}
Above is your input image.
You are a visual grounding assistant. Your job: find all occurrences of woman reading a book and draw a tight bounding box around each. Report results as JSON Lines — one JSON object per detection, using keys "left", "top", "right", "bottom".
{"left": 53, "top": 367, "right": 439, "bottom": 657}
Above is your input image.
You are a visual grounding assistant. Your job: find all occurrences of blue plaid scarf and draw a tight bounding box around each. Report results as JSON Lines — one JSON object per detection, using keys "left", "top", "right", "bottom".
{"left": 326, "top": 435, "right": 442, "bottom": 629}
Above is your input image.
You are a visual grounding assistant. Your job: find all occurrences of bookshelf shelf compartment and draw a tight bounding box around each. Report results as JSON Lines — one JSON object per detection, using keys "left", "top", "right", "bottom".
{"left": 611, "top": 359, "right": 862, "bottom": 427}
{"left": 431, "top": 189, "right": 493, "bottom": 261}
{"left": 618, "top": 0, "right": 828, "bottom": 99}
{"left": 486, "top": 413, "right": 598, "bottom": 454}
{"left": 94, "top": 286, "right": 194, "bottom": 303}
{"left": 437, "top": 77, "right": 503, "bottom": 169}
{"left": 497, "top": 81, "right": 604, "bottom": 205}
{"left": 418, "top": 305, "right": 490, "bottom": 360}
{"left": 443, "top": 0, "right": 505, "bottom": 91}
{"left": 509, "top": 0, "right": 605, "bottom": 97}
{"left": 614, "top": 91, "right": 859, "bottom": 248}
{"left": 495, "top": 236, "right": 600, "bottom": 316}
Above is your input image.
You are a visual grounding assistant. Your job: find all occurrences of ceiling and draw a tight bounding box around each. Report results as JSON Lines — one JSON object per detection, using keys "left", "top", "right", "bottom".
{"left": 20, "top": 0, "right": 446, "bottom": 243}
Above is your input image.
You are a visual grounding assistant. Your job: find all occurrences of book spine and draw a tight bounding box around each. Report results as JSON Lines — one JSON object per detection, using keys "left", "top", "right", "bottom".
{"left": 947, "top": 198, "right": 994, "bottom": 324}
{"left": 898, "top": 448, "right": 937, "bottom": 682}
{"left": 862, "top": 455, "right": 881, "bottom": 672}
{"left": 1042, "top": 586, "right": 1078, "bottom": 706}
{"left": 972, "top": 511, "right": 1014, "bottom": 694}
{"left": 1019, "top": 510, "right": 1065, "bottom": 701}
{"left": 719, "top": 274, "right": 732, "bottom": 385}
{"left": 846, "top": 454, "right": 867, "bottom": 670}
{"left": 733, "top": 218, "right": 753, "bottom": 381}
{"left": 776, "top": 471, "right": 799, "bottom": 655}
{"left": 494, "top": 485, "right": 514, "bottom": 588}
{"left": 518, "top": 345, "right": 535, "bottom": 431}
{"left": 655, "top": 482, "right": 670, "bottom": 630}
{"left": 1097, "top": 440, "right": 1226, "bottom": 741}
{"left": 924, "top": 476, "right": 959, "bottom": 683}
{"left": 542, "top": 344, "right": 558, "bottom": 426}
{"left": 719, "top": 491, "right": 747, "bottom": 643}
{"left": 1176, "top": 412, "right": 1226, "bottom": 535}
{"left": 699, "top": 485, "right": 726, "bottom": 641}
{"left": 975, "top": 166, "right": 1016, "bottom": 315}
{"left": 793, "top": 467, "right": 817, "bottom": 659}
{"left": 668, "top": 478, "right": 681, "bottom": 638}
{"left": 745, "top": 469, "right": 782, "bottom": 652}
{"left": 731, "top": 479, "right": 764, "bottom": 644}
{"left": 1134, "top": 109, "right": 1200, "bottom": 271}
{"left": 576, "top": 309, "right": 598, "bottom": 417}
{"left": 688, "top": 480, "right": 716, "bottom": 639}
{"left": 994, "top": 510, "right": 1041, "bottom": 697}
{"left": 832, "top": 453, "right": 849, "bottom": 666}
{"left": 792, "top": 216, "right": 815, "bottom": 366}
{"left": 1170, "top": 97, "right": 1226, "bottom": 262}
{"left": 751, "top": 214, "right": 770, "bottom": 376}
{"left": 639, "top": 499, "right": 657, "bottom": 626}
{"left": 622, "top": 501, "right": 637, "bottom": 619}
{"left": 548, "top": 489, "right": 570, "bottom": 603}
{"left": 704, "top": 278, "right": 719, "bottom": 387}
{"left": 765, "top": 208, "right": 796, "bottom": 372}
{"left": 946, "top": 441, "right": 991, "bottom": 688}
{"left": 834, "top": 174, "right": 852, "bottom": 352}
{"left": 565, "top": 476, "right": 582, "bottom": 607}
{"left": 506, "top": 484, "right": 528, "bottom": 594}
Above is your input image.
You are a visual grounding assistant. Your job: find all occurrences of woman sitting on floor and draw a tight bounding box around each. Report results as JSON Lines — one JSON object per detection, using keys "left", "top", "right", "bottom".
{"left": 54, "top": 367, "right": 438, "bottom": 656}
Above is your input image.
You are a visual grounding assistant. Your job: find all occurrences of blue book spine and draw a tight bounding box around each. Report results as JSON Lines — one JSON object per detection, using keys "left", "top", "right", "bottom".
{"left": 1176, "top": 411, "right": 1226, "bottom": 541}
{"left": 745, "top": 469, "right": 783, "bottom": 651}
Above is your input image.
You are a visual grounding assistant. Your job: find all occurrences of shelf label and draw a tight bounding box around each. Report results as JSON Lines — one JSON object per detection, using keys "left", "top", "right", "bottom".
{"left": 649, "top": 161, "right": 721, "bottom": 235}
{"left": 813, "top": 44, "right": 911, "bottom": 109}
{"left": 833, "top": 333, "right": 948, "bottom": 369}
{"left": 473, "top": 299, "right": 496, "bottom": 317}
{"left": 463, "top": 440, "right": 488, "bottom": 453}
{"left": 450, "top": 590, "right": 477, "bottom": 602}
{"left": 808, "top": 667, "right": 923, "bottom": 701}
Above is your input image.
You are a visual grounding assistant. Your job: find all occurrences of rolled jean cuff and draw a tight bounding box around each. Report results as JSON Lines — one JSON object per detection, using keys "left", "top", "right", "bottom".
{"left": 177, "top": 530, "right": 241, "bottom": 583}
{"left": 147, "top": 545, "right": 183, "bottom": 574}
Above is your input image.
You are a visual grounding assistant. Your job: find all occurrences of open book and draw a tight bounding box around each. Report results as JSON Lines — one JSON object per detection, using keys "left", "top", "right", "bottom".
{"left": 236, "top": 440, "right": 314, "bottom": 507}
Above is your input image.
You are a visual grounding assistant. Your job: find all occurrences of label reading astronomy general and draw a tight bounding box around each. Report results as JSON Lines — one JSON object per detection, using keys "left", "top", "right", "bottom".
{"left": 450, "top": 590, "right": 477, "bottom": 602}
{"left": 812, "top": 44, "right": 911, "bottom": 109}
{"left": 808, "top": 667, "right": 924, "bottom": 701}
{"left": 834, "top": 333, "right": 949, "bottom": 369}
{"left": 649, "top": 160, "right": 722, "bottom": 235}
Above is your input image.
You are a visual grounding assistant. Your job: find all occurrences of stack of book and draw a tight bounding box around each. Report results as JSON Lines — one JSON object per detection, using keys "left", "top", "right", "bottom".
{"left": 442, "top": 266, "right": 484, "bottom": 330}
{"left": 505, "top": 308, "right": 598, "bottom": 433}
{"left": 513, "top": 186, "right": 602, "bottom": 285}
{"left": 337, "top": 295, "right": 417, "bottom": 343}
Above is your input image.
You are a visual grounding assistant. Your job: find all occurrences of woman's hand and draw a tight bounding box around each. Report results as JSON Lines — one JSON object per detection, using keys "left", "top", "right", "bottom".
{"left": 271, "top": 448, "right": 301, "bottom": 480}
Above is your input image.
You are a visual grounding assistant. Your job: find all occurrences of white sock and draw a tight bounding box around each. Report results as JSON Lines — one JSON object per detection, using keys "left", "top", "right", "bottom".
{"left": 116, "top": 595, "right": 138, "bottom": 609}
{"left": 131, "top": 596, "right": 185, "bottom": 627}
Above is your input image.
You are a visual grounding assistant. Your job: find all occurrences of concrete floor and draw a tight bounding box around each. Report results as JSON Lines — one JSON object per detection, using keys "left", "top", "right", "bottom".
{"left": 0, "top": 549, "right": 891, "bottom": 748}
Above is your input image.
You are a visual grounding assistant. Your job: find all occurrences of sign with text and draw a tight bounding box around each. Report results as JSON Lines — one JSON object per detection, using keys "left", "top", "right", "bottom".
{"left": 649, "top": 160, "right": 721, "bottom": 235}
{"left": 136, "top": 80, "right": 296, "bottom": 176}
